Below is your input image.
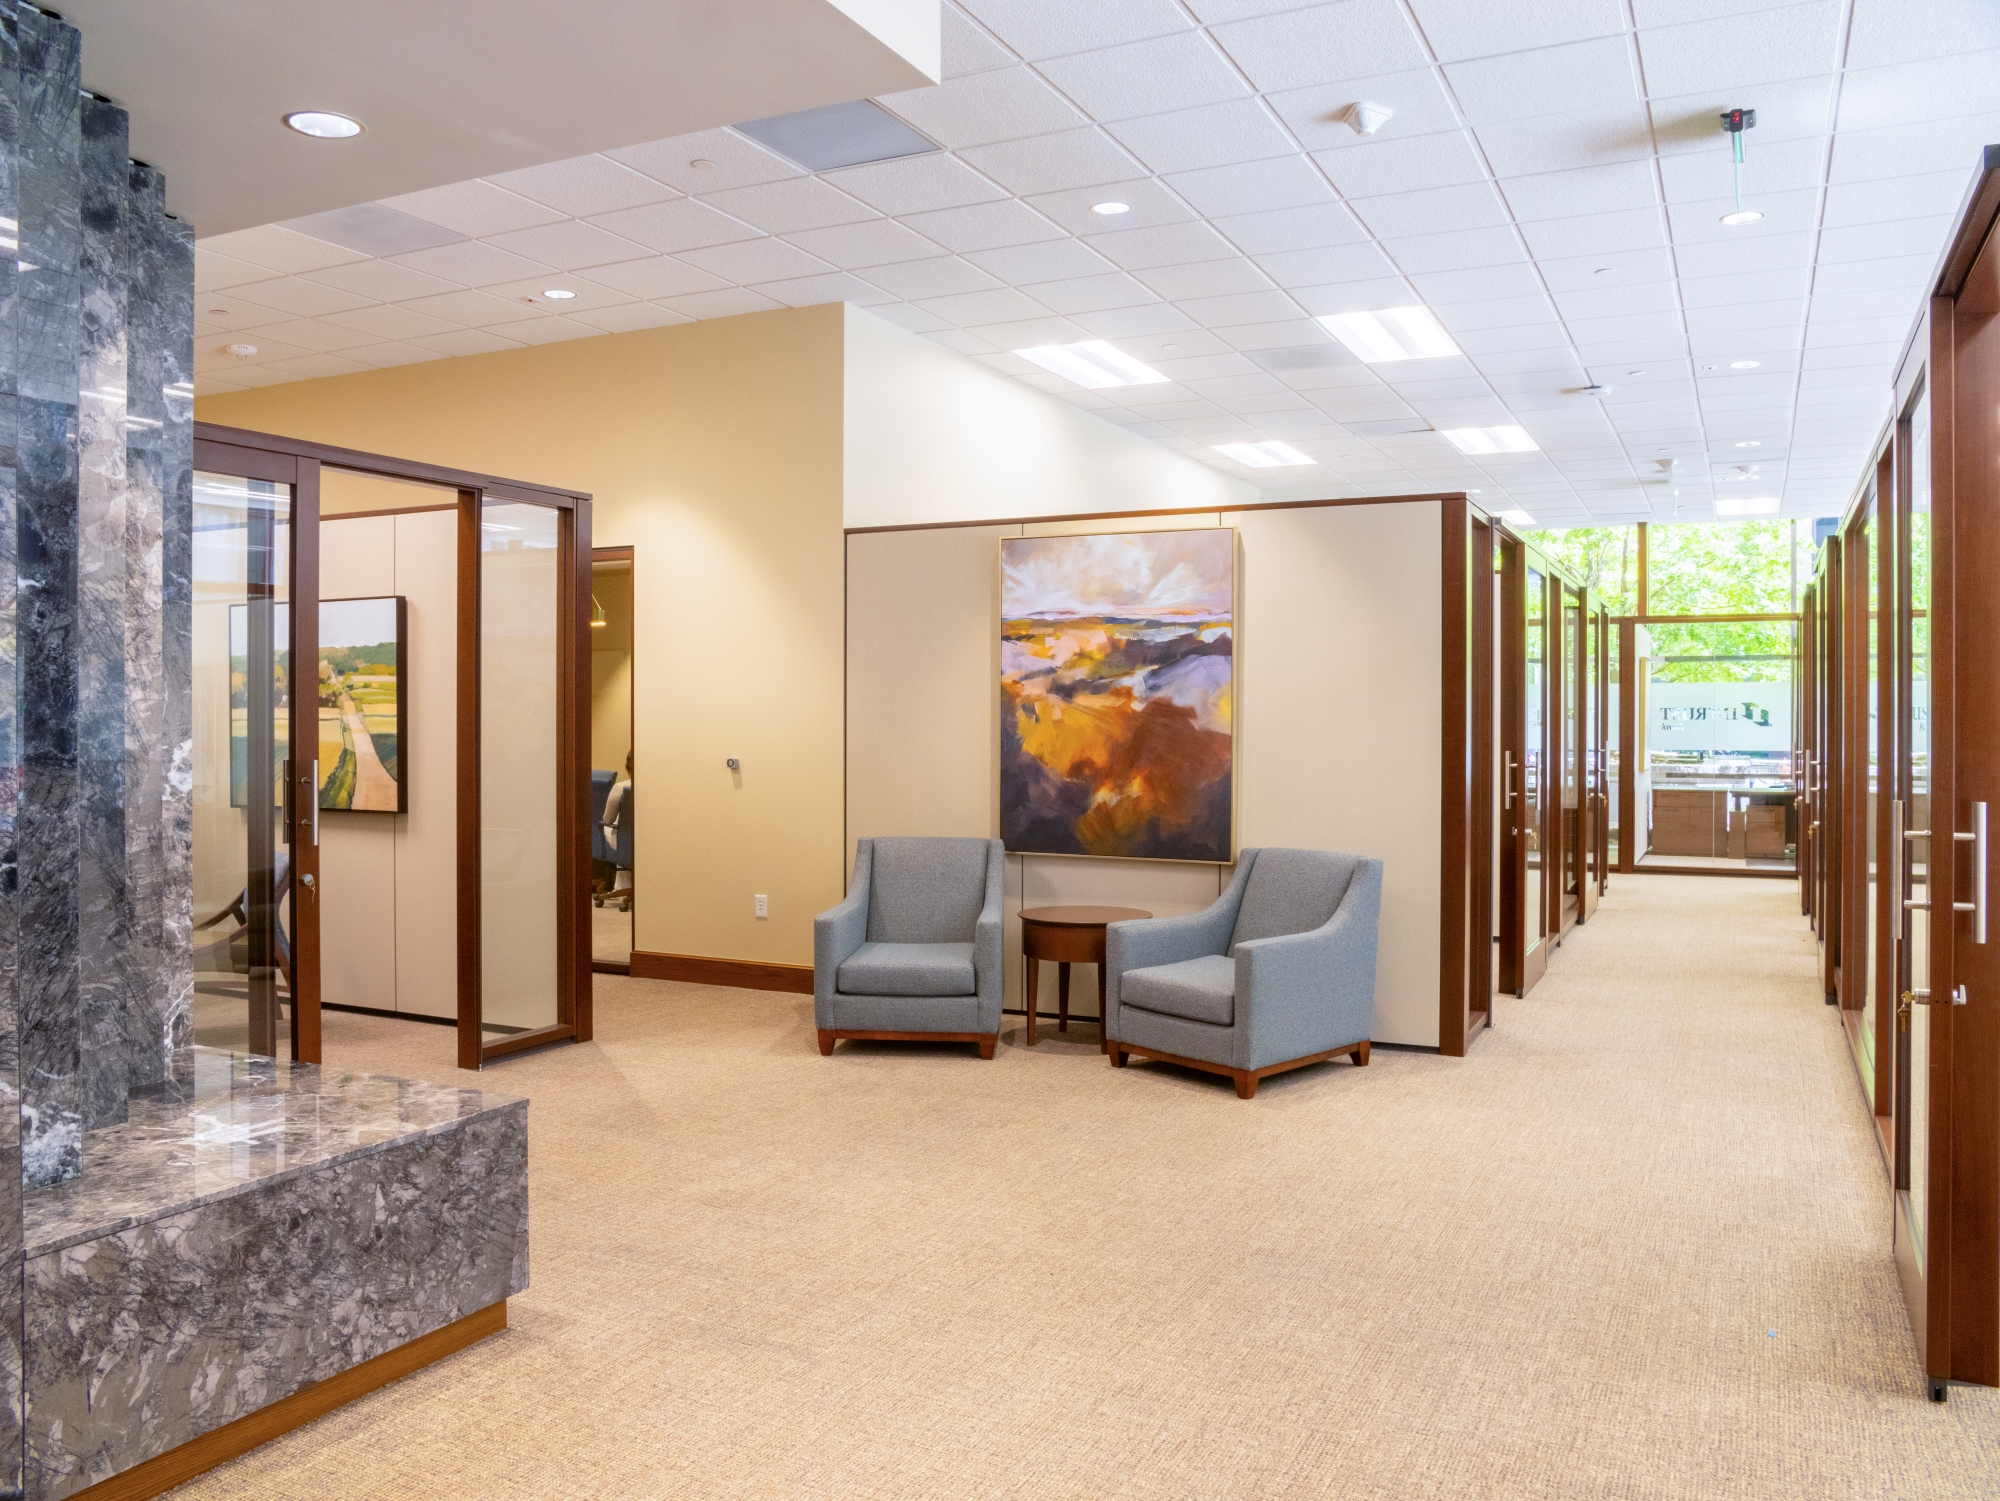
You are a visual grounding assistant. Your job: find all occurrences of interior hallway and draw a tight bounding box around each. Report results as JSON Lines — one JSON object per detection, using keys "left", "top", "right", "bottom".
{"left": 184, "top": 876, "right": 1999, "bottom": 1500}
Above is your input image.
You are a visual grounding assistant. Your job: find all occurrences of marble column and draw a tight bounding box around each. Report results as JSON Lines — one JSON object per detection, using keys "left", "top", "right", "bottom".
{"left": 0, "top": 7, "right": 23, "bottom": 1497}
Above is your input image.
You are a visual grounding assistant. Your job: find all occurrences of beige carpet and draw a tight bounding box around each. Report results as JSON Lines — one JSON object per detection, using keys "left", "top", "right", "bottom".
{"left": 177, "top": 876, "right": 1999, "bottom": 1499}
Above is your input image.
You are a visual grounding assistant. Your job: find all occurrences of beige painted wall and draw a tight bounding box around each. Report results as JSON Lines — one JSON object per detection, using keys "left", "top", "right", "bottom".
{"left": 842, "top": 305, "right": 1254, "bottom": 529}
{"left": 590, "top": 564, "right": 633, "bottom": 777}
{"left": 198, "top": 305, "right": 849, "bottom": 967}
{"left": 846, "top": 501, "right": 1446, "bottom": 1048}
{"left": 317, "top": 503, "right": 459, "bottom": 1020}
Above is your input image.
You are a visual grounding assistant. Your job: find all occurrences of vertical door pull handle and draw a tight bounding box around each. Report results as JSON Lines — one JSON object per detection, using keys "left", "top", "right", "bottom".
{"left": 1891, "top": 800, "right": 1904, "bottom": 929}
{"left": 1504, "top": 752, "right": 1517, "bottom": 809}
{"left": 1953, "top": 803, "right": 1989, "bottom": 944}
{"left": 310, "top": 759, "right": 320, "bottom": 848}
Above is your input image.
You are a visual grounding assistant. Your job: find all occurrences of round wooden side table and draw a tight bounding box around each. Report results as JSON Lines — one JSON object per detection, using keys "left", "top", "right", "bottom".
{"left": 1019, "top": 905, "right": 1152, "bottom": 1049}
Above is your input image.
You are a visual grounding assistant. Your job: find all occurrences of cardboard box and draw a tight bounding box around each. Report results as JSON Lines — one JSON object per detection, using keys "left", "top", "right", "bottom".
{"left": 1746, "top": 806, "right": 1788, "bottom": 858}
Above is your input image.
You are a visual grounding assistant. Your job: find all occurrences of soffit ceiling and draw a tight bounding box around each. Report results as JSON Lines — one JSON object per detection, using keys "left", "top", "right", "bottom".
{"left": 59, "top": 0, "right": 938, "bottom": 235}
{"left": 190, "top": 0, "right": 2000, "bottom": 526}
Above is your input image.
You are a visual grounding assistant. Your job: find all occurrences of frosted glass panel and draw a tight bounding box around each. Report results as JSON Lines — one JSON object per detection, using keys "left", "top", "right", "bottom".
{"left": 481, "top": 501, "right": 561, "bottom": 1034}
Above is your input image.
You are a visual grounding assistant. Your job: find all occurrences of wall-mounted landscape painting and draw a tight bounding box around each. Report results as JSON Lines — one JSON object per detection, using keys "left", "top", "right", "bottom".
{"left": 1000, "top": 529, "right": 1234, "bottom": 862}
{"left": 317, "top": 596, "right": 406, "bottom": 812}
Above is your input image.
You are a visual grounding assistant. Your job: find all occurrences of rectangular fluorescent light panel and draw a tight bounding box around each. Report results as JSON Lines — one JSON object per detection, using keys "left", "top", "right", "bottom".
{"left": 1317, "top": 306, "right": 1460, "bottom": 363}
{"left": 1015, "top": 341, "right": 1169, "bottom": 390}
{"left": 1716, "top": 496, "right": 1780, "bottom": 516}
{"left": 1212, "top": 441, "right": 1315, "bottom": 468}
{"left": 1500, "top": 508, "right": 1535, "bottom": 526}
{"left": 733, "top": 99, "right": 939, "bottom": 171}
{"left": 1440, "top": 425, "right": 1539, "bottom": 455}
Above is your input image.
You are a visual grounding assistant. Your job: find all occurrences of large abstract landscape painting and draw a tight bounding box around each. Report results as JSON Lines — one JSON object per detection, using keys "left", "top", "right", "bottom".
{"left": 1001, "top": 529, "right": 1234, "bottom": 861}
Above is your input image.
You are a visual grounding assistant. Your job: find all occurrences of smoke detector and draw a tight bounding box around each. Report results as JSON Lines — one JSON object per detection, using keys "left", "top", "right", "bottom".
{"left": 225, "top": 343, "right": 258, "bottom": 360}
{"left": 1344, "top": 102, "right": 1393, "bottom": 136}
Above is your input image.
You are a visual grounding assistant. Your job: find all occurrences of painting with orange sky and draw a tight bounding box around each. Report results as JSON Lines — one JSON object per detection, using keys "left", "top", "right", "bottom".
{"left": 1000, "top": 529, "right": 1233, "bottom": 862}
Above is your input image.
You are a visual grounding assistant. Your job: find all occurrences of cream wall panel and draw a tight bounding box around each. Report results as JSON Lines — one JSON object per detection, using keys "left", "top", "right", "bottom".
{"left": 198, "top": 305, "right": 848, "bottom": 968}
{"left": 393, "top": 510, "right": 460, "bottom": 1018}
{"left": 842, "top": 305, "right": 1253, "bottom": 530}
{"left": 1234, "top": 503, "right": 1444, "bottom": 1047}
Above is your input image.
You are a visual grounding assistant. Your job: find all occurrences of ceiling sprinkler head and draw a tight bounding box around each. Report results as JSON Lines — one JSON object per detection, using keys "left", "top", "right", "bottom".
{"left": 1345, "top": 101, "right": 1393, "bottom": 136}
{"left": 1577, "top": 383, "right": 1609, "bottom": 397}
{"left": 225, "top": 343, "right": 258, "bottom": 360}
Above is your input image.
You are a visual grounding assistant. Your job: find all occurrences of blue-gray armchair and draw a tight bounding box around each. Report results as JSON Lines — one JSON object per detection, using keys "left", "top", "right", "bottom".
{"left": 815, "top": 836, "right": 1005, "bottom": 1059}
{"left": 1105, "top": 848, "right": 1382, "bottom": 1098}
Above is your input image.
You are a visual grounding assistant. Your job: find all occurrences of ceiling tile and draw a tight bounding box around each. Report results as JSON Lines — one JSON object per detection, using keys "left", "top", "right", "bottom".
{"left": 752, "top": 272, "right": 899, "bottom": 307}
{"left": 1382, "top": 224, "right": 1530, "bottom": 274}
{"left": 1649, "top": 74, "right": 1836, "bottom": 157}
{"left": 1848, "top": 0, "right": 2000, "bottom": 69}
{"left": 1018, "top": 271, "right": 1161, "bottom": 315}
{"left": 227, "top": 277, "right": 375, "bottom": 319}
{"left": 1473, "top": 106, "right": 1656, "bottom": 178}
{"left": 585, "top": 198, "right": 765, "bottom": 254}
{"left": 1817, "top": 217, "right": 1952, "bottom": 264}
{"left": 1665, "top": 186, "right": 1824, "bottom": 243}
{"left": 958, "top": 127, "right": 1149, "bottom": 195}
{"left": 377, "top": 180, "right": 566, "bottom": 238}
{"left": 411, "top": 328, "right": 532, "bottom": 357}
{"left": 695, "top": 179, "right": 879, "bottom": 234}
{"left": 1025, "top": 178, "right": 1195, "bottom": 233}
{"left": 1351, "top": 181, "right": 1513, "bottom": 239}
{"left": 200, "top": 226, "right": 368, "bottom": 275}
{"left": 1215, "top": 317, "right": 1344, "bottom": 352}
{"left": 962, "top": 314, "right": 1095, "bottom": 346}
{"left": 1104, "top": 99, "right": 1299, "bottom": 174}
{"left": 863, "top": 302, "right": 952, "bottom": 334}
{"left": 1656, "top": 134, "right": 1827, "bottom": 205}
{"left": 259, "top": 352, "right": 377, "bottom": 381}
{"left": 782, "top": 218, "right": 946, "bottom": 269}
{"left": 1499, "top": 161, "right": 1662, "bottom": 223}
{"left": 1254, "top": 242, "right": 1401, "bottom": 289}
{"left": 899, "top": 199, "right": 1069, "bottom": 252}
{"left": 565, "top": 303, "right": 696, "bottom": 334}
{"left": 1810, "top": 254, "right": 1937, "bottom": 296}
{"left": 1673, "top": 232, "right": 1815, "bottom": 278}
{"left": 231, "top": 315, "right": 379, "bottom": 354}
{"left": 1132, "top": 258, "right": 1274, "bottom": 301}
{"left": 607, "top": 129, "right": 801, "bottom": 194}
{"left": 321, "top": 303, "right": 467, "bottom": 343}
{"left": 1409, "top": 263, "right": 1548, "bottom": 304}
{"left": 675, "top": 239, "right": 835, "bottom": 284}
{"left": 1684, "top": 300, "right": 1805, "bottom": 339}
{"left": 1173, "top": 289, "right": 1305, "bottom": 327}
{"left": 1313, "top": 130, "right": 1489, "bottom": 199}
{"left": 1519, "top": 207, "right": 1667, "bottom": 259}
{"left": 1447, "top": 36, "right": 1641, "bottom": 124}
{"left": 965, "top": 238, "right": 1118, "bottom": 283}
{"left": 299, "top": 258, "right": 463, "bottom": 303}
{"left": 1211, "top": 1, "right": 1431, "bottom": 93}
{"left": 1638, "top": 1, "right": 1845, "bottom": 96}
{"left": 1268, "top": 68, "right": 1466, "bottom": 152}
{"left": 1840, "top": 49, "right": 2000, "bottom": 141}
{"left": 822, "top": 154, "right": 1009, "bottom": 216}
{"left": 1823, "top": 169, "right": 1976, "bottom": 228}
{"left": 481, "top": 220, "right": 656, "bottom": 271}
{"left": 1164, "top": 156, "right": 1337, "bottom": 219}
{"left": 1679, "top": 267, "right": 1812, "bottom": 307}
{"left": 913, "top": 287, "right": 1057, "bottom": 325}
{"left": 655, "top": 288, "right": 787, "bottom": 320}
{"left": 484, "top": 154, "right": 682, "bottom": 218}
{"left": 1040, "top": 31, "right": 1250, "bottom": 122}
{"left": 1407, "top": 0, "right": 1628, "bottom": 62}
{"left": 863, "top": 256, "right": 1005, "bottom": 299}
{"left": 1550, "top": 281, "right": 1683, "bottom": 320}
{"left": 1083, "top": 220, "right": 1241, "bottom": 270}
{"left": 194, "top": 249, "right": 281, "bottom": 292}
{"left": 880, "top": 67, "right": 1089, "bottom": 147}
{"left": 585, "top": 257, "right": 733, "bottom": 300}
{"left": 1212, "top": 202, "right": 1371, "bottom": 256}
{"left": 478, "top": 274, "right": 637, "bottom": 313}
{"left": 398, "top": 289, "right": 549, "bottom": 328}
{"left": 1829, "top": 115, "right": 2000, "bottom": 189}
{"left": 500, "top": 317, "right": 608, "bottom": 347}
{"left": 1433, "top": 293, "right": 1562, "bottom": 331}
{"left": 960, "top": 0, "right": 1191, "bottom": 61}
{"left": 389, "top": 240, "right": 555, "bottom": 288}
{"left": 943, "top": 3, "right": 1018, "bottom": 75}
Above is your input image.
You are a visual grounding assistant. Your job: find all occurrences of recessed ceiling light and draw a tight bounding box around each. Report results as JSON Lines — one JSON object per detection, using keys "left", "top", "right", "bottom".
{"left": 1090, "top": 201, "right": 1131, "bottom": 215}
{"left": 1717, "top": 496, "right": 1780, "bottom": 516}
{"left": 1317, "top": 306, "right": 1459, "bottom": 363}
{"left": 1500, "top": 508, "right": 1535, "bottom": 525}
{"left": 1720, "top": 209, "right": 1763, "bottom": 225}
{"left": 1014, "top": 341, "right": 1169, "bottom": 390}
{"left": 1212, "top": 441, "right": 1315, "bottom": 468}
{"left": 1730, "top": 359, "right": 1760, "bottom": 369}
{"left": 1735, "top": 440, "right": 1762, "bottom": 448}
{"left": 542, "top": 289, "right": 577, "bottom": 300}
{"left": 284, "top": 110, "right": 363, "bottom": 139}
{"left": 1441, "top": 425, "right": 1538, "bottom": 456}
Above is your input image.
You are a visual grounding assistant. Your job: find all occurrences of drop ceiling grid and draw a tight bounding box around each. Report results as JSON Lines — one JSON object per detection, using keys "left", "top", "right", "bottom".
{"left": 189, "top": 0, "right": 2000, "bottom": 525}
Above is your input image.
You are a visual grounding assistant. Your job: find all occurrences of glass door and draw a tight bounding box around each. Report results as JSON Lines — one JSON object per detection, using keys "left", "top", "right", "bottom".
{"left": 1500, "top": 540, "right": 1550, "bottom": 998}
{"left": 1560, "top": 584, "right": 1583, "bottom": 931}
{"left": 189, "top": 447, "right": 320, "bottom": 1060}
{"left": 1894, "top": 378, "right": 1932, "bottom": 1310}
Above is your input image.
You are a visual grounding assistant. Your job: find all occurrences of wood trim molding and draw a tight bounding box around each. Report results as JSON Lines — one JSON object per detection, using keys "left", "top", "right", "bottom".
{"left": 1107, "top": 1038, "right": 1369, "bottom": 1099}
{"left": 1439, "top": 496, "right": 1470, "bottom": 1057}
{"left": 66, "top": 1303, "right": 507, "bottom": 1501}
{"left": 455, "top": 489, "right": 483, "bottom": 1071}
{"left": 193, "top": 421, "right": 588, "bottom": 507}
{"left": 630, "top": 951, "right": 815, "bottom": 993}
{"left": 842, "top": 490, "right": 1467, "bottom": 536}
{"left": 320, "top": 502, "right": 460, "bottom": 521}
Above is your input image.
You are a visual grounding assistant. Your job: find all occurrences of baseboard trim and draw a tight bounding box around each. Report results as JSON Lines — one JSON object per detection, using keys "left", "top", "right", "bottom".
{"left": 630, "top": 950, "right": 814, "bottom": 994}
{"left": 68, "top": 1301, "right": 507, "bottom": 1501}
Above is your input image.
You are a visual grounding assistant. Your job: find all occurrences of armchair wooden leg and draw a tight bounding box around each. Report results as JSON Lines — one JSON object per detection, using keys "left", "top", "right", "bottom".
{"left": 1108, "top": 1042, "right": 1127, "bottom": 1068}
{"left": 978, "top": 1035, "right": 996, "bottom": 1060}
{"left": 1351, "top": 1041, "right": 1371, "bottom": 1066}
{"left": 1233, "top": 1071, "right": 1258, "bottom": 1100}
{"left": 817, "top": 1030, "right": 835, "bottom": 1057}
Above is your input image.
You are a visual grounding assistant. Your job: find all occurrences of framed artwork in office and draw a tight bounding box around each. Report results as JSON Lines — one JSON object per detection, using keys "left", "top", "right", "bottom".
{"left": 999, "top": 528, "right": 1235, "bottom": 862}
{"left": 227, "top": 600, "right": 290, "bottom": 810}
{"left": 316, "top": 594, "right": 407, "bottom": 812}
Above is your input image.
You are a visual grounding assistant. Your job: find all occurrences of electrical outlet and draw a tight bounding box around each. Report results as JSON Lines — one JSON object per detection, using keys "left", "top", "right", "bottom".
{"left": 754, "top": 894, "right": 768, "bottom": 919}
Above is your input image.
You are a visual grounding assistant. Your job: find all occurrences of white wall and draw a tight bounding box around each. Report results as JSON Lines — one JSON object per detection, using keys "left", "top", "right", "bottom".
{"left": 842, "top": 304, "right": 1254, "bottom": 530}
{"left": 846, "top": 499, "right": 1446, "bottom": 1049}
{"left": 318, "top": 508, "right": 458, "bottom": 1020}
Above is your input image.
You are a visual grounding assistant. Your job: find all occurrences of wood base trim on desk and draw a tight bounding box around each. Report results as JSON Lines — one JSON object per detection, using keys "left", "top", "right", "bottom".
{"left": 68, "top": 1301, "right": 508, "bottom": 1501}
{"left": 1107, "top": 1039, "right": 1369, "bottom": 1099}
{"left": 631, "top": 950, "right": 814, "bottom": 993}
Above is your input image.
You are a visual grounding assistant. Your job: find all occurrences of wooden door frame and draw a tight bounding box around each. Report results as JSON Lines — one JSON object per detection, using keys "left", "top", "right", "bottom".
{"left": 590, "top": 544, "right": 636, "bottom": 977}
{"left": 193, "top": 422, "right": 593, "bottom": 1072}
{"left": 192, "top": 437, "right": 323, "bottom": 1065}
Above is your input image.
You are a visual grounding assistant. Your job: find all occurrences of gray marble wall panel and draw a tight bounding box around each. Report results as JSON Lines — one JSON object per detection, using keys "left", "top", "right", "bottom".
{"left": 15, "top": 4, "right": 83, "bottom": 1189}
{"left": 22, "top": 1100, "right": 528, "bottom": 1500}
{"left": 156, "top": 213, "right": 193, "bottom": 1092}
{"left": 75, "top": 98, "right": 129, "bottom": 1133}
{"left": 0, "top": 7, "right": 24, "bottom": 1494}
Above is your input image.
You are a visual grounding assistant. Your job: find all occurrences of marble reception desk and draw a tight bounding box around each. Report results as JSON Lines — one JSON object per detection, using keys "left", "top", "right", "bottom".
{"left": 20, "top": 1050, "right": 528, "bottom": 1501}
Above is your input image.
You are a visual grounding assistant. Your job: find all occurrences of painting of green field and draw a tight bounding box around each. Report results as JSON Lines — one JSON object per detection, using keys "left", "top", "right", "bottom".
{"left": 318, "top": 595, "right": 406, "bottom": 813}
